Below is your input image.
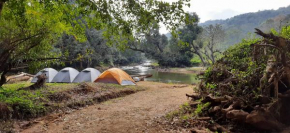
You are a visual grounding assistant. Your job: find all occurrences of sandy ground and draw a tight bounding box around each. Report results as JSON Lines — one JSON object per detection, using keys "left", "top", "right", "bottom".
{"left": 21, "top": 81, "right": 193, "bottom": 133}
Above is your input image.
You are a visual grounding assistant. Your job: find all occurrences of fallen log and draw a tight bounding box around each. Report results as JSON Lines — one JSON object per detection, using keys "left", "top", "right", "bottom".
{"left": 226, "top": 110, "right": 249, "bottom": 122}
{"left": 202, "top": 95, "right": 229, "bottom": 106}
{"left": 6, "top": 72, "right": 34, "bottom": 83}
{"left": 246, "top": 110, "right": 285, "bottom": 131}
{"left": 186, "top": 94, "right": 200, "bottom": 100}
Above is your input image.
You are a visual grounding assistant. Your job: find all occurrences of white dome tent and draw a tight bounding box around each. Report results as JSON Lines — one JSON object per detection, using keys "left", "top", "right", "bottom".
{"left": 51, "top": 67, "right": 79, "bottom": 83}
{"left": 73, "top": 68, "right": 101, "bottom": 83}
{"left": 31, "top": 68, "right": 58, "bottom": 83}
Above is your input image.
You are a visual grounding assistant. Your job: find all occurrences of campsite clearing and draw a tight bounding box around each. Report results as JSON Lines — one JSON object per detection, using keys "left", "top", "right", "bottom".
{"left": 20, "top": 81, "right": 193, "bottom": 133}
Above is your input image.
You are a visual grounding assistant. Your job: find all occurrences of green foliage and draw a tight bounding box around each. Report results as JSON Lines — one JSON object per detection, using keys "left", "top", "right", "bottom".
{"left": 0, "top": 0, "right": 193, "bottom": 85}
{"left": 130, "top": 24, "right": 195, "bottom": 67}
{"left": 55, "top": 31, "right": 145, "bottom": 68}
{"left": 166, "top": 102, "right": 194, "bottom": 121}
{"left": 194, "top": 102, "right": 210, "bottom": 116}
{"left": 200, "top": 37, "right": 269, "bottom": 99}
{"left": 204, "top": 66, "right": 213, "bottom": 80}
{"left": 281, "top": 26, "right": 290, "bottom": 39}
{"left": 222, "top": 38, "right": 260, "bottom": 70}
{"left": 0, "top": 86, "right": 47, "bottom": 118}
{"left": 206, "top": 83, "right": 217, "bottom": 89}
{"left": 190, "top": 56, "right": 202, "bottom": 66}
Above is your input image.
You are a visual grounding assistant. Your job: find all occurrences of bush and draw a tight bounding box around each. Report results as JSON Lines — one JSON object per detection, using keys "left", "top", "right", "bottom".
{"left": 190, "top": 56, "right": 201, "bottom": 66}
{"left": 201, "top": 38, "right": 266, "bottom": 98}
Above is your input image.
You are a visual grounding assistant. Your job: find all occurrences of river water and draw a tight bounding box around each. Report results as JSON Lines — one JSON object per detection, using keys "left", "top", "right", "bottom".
{"left": 121, "top": 65, "right": 199, "bottom": 84}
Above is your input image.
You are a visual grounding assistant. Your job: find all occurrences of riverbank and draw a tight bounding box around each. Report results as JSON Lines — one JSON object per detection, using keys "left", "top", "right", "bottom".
{"left": 156, "top": 67, "right": 205, "bottom": 74}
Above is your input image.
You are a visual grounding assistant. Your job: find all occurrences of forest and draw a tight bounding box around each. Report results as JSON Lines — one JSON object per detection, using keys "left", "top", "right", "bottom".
{"left": 0, "top": 0, "right": 290, "bottom": 132}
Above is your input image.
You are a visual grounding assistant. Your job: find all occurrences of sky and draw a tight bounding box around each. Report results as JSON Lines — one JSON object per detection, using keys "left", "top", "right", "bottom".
{"left": 160, "top": 0, "right": 290, "bottom": 34}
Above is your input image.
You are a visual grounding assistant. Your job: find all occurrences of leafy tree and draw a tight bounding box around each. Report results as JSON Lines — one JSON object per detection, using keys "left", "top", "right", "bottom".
{"left": 178, "top": 13, "right": 205, "bottom": 66}
{"left": 0, "top": 0, "right": 192, "bottom": 86}
{"left": 127, "top": 24, "right": 194, "bottom": 67}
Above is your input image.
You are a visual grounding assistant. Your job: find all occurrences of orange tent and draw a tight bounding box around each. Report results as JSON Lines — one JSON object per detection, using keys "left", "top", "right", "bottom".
{"left": 94, "top": 68, "right": 136, "bottom": 85}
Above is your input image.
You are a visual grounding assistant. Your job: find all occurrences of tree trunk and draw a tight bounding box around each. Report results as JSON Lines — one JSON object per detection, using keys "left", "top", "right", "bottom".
{"left": 210, "top": 45, "right": 215, "bottom": 63}
{"left": 196, "top": 52, "right": 206, "bottom": 66}
{"left": 0, "top": 70, "right": 8, "bottom": 87}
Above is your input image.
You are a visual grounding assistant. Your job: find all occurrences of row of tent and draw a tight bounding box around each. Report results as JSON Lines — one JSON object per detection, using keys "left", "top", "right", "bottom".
{"left": 31, "top": 67, "right": 136, "bottom": 85}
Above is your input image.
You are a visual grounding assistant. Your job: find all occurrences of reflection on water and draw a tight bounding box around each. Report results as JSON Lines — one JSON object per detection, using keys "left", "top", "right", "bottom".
{"left": 122, "top": 66, "right": 199, "bottom": 84}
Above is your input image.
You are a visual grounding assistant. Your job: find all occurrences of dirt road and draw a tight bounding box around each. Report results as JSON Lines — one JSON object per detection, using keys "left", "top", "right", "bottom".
{"left": 22, "top": 81, "right": 193, "bottom": 133}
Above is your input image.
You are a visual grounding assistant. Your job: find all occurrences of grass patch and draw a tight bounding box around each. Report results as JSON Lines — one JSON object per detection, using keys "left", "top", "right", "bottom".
{"left": 166, "top": 102, "right": 194, "bottom": 121}
{"left": 0, "top": 82, "right": 146, "bottom": 121}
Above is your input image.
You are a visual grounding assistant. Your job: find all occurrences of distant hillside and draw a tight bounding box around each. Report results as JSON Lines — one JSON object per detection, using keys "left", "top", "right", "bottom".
{"left": 200, "top": 5, "right": 290, "bottom": 48}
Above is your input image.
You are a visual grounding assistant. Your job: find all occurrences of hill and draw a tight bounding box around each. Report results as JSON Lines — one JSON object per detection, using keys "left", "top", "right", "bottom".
{"left": 200, "top": 5, "right": 290, "bottom": 48}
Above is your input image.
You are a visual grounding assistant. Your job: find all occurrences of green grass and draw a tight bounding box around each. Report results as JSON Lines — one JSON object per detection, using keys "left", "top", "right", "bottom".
{"left": 166, "top": 102, "right": 194, "bottom": 121}
{"left": 2, "top": 82, "right": 32, "bottom": 90}
{"left": 0, "top": 85, "right": 48, "bottom": 118}
{"left": 0, "top": 82, "right": 146, "bottom": 120}
{"left": 190, "top": 56, "right": 202, "bottom": 65}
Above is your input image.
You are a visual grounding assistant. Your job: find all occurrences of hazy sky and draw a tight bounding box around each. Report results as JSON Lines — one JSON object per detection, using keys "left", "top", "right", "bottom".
{"left": 160, "top": 0, "right": 290, "bottom": 34}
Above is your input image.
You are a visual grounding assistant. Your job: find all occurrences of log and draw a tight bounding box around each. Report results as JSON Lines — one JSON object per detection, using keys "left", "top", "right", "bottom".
{"left": 202, "top": 95, "right": 228, "bottom": 106}
{"left": 186, "top": 94, "right": 200, "bottom": 100}
{"left": 226, "top": 110, "right": 249, "bottom": 122}
{"left": 246, "top": 110, "right": 285, "bottom": 131}
{"left": 6, "top": 72, "right": 34, "bottom": 83}
{"left": 222, "top": 100, "right": 242, "bottom": 114}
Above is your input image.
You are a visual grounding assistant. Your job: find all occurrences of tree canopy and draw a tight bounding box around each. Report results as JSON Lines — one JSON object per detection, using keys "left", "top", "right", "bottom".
{"left": 0, "top": 0, "right": 193, "bottom": 86}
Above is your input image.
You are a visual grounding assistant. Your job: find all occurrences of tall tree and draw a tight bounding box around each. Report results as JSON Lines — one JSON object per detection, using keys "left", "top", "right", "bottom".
{"left": 178, "top": 13, "right": 205, "bottom": 66}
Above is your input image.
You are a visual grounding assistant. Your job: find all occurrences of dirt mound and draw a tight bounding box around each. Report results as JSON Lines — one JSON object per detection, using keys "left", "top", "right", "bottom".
{"left": 48, "top": 91, "right": 72, "bottom": 102}
{"left": 72, "top": 83, "right": 97, "bottom": 94}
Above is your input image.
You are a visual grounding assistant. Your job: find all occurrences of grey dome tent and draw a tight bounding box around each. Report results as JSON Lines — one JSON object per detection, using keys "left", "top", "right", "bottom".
{"left": 73, "top": 68, "right": 101, "bottom": 83}
{"left": 51, "top": 67, "right": 79, "bottom": 83}
{"left": 31, "top": 68, "right": 58, "bottom": 83}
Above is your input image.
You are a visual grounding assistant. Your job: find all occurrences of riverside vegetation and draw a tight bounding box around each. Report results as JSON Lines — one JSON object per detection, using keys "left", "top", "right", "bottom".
{"left": 165, "top": 26, "right": 290, "bottom": 133}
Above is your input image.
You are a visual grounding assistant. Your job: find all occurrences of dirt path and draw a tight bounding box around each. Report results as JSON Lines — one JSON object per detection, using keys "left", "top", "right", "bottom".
{"left": 22, "top": 81, "right": 193, "bottom": 133}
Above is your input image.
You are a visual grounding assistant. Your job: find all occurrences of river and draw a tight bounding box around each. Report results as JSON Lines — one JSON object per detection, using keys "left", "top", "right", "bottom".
{"left": 121, "top": 64, "right": 199, "bottom": 84}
